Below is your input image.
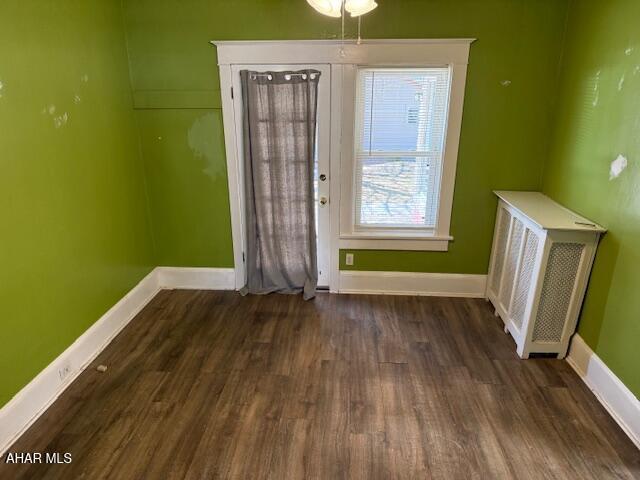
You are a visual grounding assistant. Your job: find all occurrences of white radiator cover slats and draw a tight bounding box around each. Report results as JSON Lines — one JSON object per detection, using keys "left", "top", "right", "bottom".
{"left": 500, "top": 218, "right": 524, "bottom": 311}
{"left": 487, "top": 192, "right": 604, "bottom": 359}
{"left": 512, "top": 231, "right": 538, "bottom": 329}
{"left": 489, "top": 209, "right": 510, "bottom": 295}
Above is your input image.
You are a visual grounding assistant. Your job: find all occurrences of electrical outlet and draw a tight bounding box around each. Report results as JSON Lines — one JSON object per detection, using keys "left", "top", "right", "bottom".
{"left": 58, "top": 361, "right": 71, "bottom": 382}
{"left": 345, "top": 253, "right": 354, "bottom": 266}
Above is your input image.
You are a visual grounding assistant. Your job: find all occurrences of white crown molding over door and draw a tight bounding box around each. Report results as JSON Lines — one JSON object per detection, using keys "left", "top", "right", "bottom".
{"left": 213, "top": 39, "right": 475, "bottom": 292}
{"left": 212, "top": 39, "right": 475, "bottom": 65}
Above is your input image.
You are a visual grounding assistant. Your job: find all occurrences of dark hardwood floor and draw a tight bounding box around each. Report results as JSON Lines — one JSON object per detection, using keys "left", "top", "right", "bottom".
{"left": 1, "top": 290, "right": 638, "bottom": 479}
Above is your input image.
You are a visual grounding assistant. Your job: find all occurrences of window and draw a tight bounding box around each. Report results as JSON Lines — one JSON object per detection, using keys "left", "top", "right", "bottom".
{"left": 353, "top": 68, "right": 451, "bottom": 233}
{"left": 215, "top": 39, "right": 472, "bottom": 265}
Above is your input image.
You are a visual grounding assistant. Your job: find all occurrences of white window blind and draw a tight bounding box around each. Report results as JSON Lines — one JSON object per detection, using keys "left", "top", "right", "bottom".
{"left": 353, "top": 68, "right": 451, "bottom": 231}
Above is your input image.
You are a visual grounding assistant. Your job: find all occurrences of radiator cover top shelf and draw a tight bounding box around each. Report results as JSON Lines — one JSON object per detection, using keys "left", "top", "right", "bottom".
{"left": 494, "top": 191, "right": 606, "bottom": 233}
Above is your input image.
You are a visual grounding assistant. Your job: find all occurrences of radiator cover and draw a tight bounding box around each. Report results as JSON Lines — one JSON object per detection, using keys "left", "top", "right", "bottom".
{"left": 486, "top": 191, "right": 604, "bottom": 359}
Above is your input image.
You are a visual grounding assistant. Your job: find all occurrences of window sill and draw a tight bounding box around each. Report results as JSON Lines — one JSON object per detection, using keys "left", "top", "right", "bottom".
{"left": 339, "top": 234, "right": 452, "bottom": 251}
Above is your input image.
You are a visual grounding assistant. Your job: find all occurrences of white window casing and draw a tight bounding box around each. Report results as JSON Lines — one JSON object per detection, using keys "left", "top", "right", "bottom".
{"left": 214, "top": 39, "right": 473, "bottom": 289}
{"left": 337, "top": 45, "right": 470, "bottom": 251}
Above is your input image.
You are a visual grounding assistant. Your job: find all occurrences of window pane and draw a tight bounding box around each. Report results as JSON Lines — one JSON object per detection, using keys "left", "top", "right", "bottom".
{"left": 354, "top": 68, "right": 451, "bottom": 229}
{"left": 355, "top": 155, "right": 440, "bottom": 227}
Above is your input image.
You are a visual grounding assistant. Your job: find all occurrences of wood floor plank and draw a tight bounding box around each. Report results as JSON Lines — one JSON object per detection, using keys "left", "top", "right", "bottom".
{"left": 1, "top": 291, "right": 638, "bottom": 479}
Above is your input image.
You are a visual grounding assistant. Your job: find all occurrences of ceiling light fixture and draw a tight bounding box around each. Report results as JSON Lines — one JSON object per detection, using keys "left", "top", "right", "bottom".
{"left": 307, "top": 0, "right": 378, "bottom": 50}
{"left": 306, "top": 0, "right": 378, "bottom": 18}
{"left": 306, "top": 0, "right": 342, "bottom": 17}
{"left": 344, "top": 0, "right": 378, "bottom": 17}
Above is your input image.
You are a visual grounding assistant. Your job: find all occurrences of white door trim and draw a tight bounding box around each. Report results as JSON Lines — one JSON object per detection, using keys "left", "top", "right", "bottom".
{"left": 219, "top": 64, "right": 246, "bottom": 290}
{"left": 216, "top": 40, "right": 475, "bottom": 290}
{"left": 328, "top": 64, "right": 343, "bottom": 292}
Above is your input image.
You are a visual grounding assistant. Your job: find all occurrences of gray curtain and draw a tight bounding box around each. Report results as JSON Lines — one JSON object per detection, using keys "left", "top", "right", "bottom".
{"left": 240, "top": 69, "right": 321, "bottom": 300}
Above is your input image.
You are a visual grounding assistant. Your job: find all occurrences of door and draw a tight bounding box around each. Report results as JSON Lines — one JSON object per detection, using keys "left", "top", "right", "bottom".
{"left": 230, "top": 64, "right": 331, "bottom": 288}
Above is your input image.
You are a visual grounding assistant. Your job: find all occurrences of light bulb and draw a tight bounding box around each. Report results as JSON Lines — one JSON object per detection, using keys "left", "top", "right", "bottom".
{"left": 345, "top": 0, "right": 377, "bottom": 17}
{"left": 306, "top": 0, "right": 343, "bottom": 17}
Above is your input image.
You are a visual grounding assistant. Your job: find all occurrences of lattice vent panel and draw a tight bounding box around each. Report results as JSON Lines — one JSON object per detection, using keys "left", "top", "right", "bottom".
{"left": 489, "top": 209, "right": 511, "bottom": 294}
{"left": 533, "top": 243, "right": 584, "bottom": 343}
{"left": 511, "top": 230, "right": 539, "bottom": 328}
{"left": 500, "top": 218, "right": 524, "bottom": 308}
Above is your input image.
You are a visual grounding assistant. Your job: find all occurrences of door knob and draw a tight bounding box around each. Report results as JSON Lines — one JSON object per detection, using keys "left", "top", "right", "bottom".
{"left": 320, "top": 197, "right": 328, "bottom": 205}
{"left": 319, "top": 174, "right": 327, "bottom": 181}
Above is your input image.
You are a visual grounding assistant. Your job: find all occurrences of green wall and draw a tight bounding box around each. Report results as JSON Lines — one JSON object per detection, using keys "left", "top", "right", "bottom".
{"left": 122, "top": 0, "right": 568, "bottom": 273}
{"left": 543, "top": 0, "right": 640, "bottom": 396}
{"left": 3, "top": 0, "right": 636, "bottom": 410}
{"left": 0, "top": 1, "right": 154, "bottom": 406}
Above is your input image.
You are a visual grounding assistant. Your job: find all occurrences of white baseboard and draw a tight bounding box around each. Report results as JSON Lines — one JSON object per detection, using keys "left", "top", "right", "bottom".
{"left": 566, "top": 334, "right": 640, "bottom": 450}
{"left": 10, "top": 267, "right": 636, "bottom": 455}
{"left": 0, "top": 266, "right": 237, "bottom": 456}
{"left": 155, "top": 267, "right": 235, "bottom": 290}
{"left": 338, "top": 270, "right": 487, "bottom": 298}
{"left": 0, "top": 269, "right": 161, "bottom": 456}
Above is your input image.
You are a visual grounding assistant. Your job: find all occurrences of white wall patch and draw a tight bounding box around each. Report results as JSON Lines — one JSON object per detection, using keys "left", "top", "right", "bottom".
{"left": 500, "top": 79, "right": 511, "bottom": 87}
{"left": 618, "top": 74, "right": 625, "bottom": 91}
{"left": 609, "top": 154, "right": 628, "bottom": 180}
{"left": 592, "top": 70, "right": 600, "bottom": 107}
{"left": 73, "top": 94, "right": 81, "bottom": 104}
{"left": 0, "top": 80, "right": 4, "bottom": 98}
{"left": 625, "top": 47, "right": 633, "bottom": 56}
{"left": 53, "top": 112, "right": 69, "bottom": 129}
